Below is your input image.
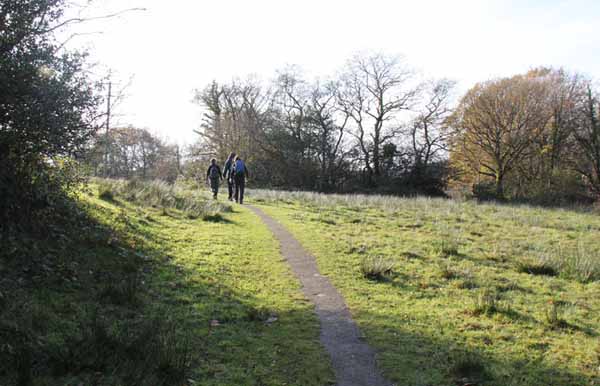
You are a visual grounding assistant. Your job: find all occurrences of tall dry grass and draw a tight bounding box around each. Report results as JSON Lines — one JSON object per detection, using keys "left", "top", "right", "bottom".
{"left": 95, "top": 178, "right": 231, "bottom": 219}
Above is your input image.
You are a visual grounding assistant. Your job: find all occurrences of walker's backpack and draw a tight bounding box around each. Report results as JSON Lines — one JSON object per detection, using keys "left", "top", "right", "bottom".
{"left": 209, "top": 165, "right": 220, "bottom": 179}
{"left": 235, "top": 159, "right": 245, "bottom": 176}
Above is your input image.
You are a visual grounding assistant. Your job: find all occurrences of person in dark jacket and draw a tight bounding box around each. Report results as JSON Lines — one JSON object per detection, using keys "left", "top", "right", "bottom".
{"left": 233, "top": 156, "right": 249, "bottom": 204}
{"left": 223, "top": 152, "right": 236, "bottom": 201}
{"left": 206, "top": 158, "right": 223, "bottom": 199}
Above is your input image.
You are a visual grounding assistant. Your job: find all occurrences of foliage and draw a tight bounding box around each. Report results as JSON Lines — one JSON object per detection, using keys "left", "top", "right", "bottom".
{"left": 448, "top": 72, "right": 551, "bottom": 197}
{"left": 449, "top": 68, "right": 600, "bottom": 203}
{"left": 0, "top": 0, "right": 103, "bottom": 237}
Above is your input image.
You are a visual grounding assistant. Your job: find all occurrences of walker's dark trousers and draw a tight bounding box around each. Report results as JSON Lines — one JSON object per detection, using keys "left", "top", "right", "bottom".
{"left": 234, "top": 174, "right": 245, "bottom": 204}
{"left": 209, "top": 177, "right": 220, "bottom": 199}
{"left": 227, "top": 179, "right": 234, "bottom": 200}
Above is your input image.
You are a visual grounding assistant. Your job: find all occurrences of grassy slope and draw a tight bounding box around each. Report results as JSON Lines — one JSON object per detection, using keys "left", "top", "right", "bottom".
{"left": 124, "top": 196, "right": 334, "bottom": 386}
{"left": 253, "top": 195, "right": 600, "bottom": 386}
{"left": 1, "top": 187, "right": 333, "bottom": 386}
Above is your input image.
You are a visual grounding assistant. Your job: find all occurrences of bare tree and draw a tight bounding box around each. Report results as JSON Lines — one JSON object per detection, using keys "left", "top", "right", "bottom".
{"left": 274, "top": 68, "right": 309, "bottom": 151}
{"left": 193, "top": 81, "right": 226, "bottom": 158}
{"left": 573, "top": 85, "right": 600, "bottom": 197}
{"left": 409, "top": 79, "right": 455, "bottom": 177}
{"left": 307, "top": 80, "right": 349, "bottom": 191}
{"left": 338, "top": 52, "right": 420, "bottom": 184}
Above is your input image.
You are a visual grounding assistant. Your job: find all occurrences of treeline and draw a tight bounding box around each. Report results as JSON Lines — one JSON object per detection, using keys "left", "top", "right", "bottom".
{"left": 192, "top": 57, "right": 600, "bottom": 203}
{"left": 193, "top": 55, "right": 453, "bottom": 195}
{"left": 86, "top": 127, "right": 184, "bottom": 182}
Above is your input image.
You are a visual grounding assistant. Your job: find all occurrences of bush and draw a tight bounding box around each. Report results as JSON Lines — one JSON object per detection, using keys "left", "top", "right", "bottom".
{"left": 99, "top": 271, "right": 141, "bottom": 305}
{"left": 98, "top": 182, "right": 115, "bottom": 201}
{"left": 520, "top": 243, "right": 600, "bottom": 283}
{"left": 93, "top": 178, "right": 232, "bottom": 220}
{"left": 1, "top": 156, "right": 87, "bottom": 238}
{"left": 450, "top": 352, "right": 488, "bottom": 383}
{"left": 516, "top": 259, "right": 558, "bottom": 277}
{"left": 471, "top": 289, "right": 503, "bottom": 316}
{"left": 360, "top": 256, "right": 395, "bottom": 281}
{"left": 431, "top": 233, "right": 461, "bottom": 257}
{"left": 472, "top": 181, "right": 502, "bottom": 201}
{"left": 1, "top": 0, "right": 102, "bottom": 239}
{"left": 507, "top": 169, "right": 594, "bottom": 206}
{"left": 545, "top": 300, "right": 568, "bottom": 329}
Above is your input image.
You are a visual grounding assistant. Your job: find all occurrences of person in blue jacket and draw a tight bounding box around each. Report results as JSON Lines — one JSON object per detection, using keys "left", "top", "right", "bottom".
{"left": 222, "top": 152, "right": 236, "bottom": 201}
{"left": 233, "top": 156, "right": 249, "bottom": 204}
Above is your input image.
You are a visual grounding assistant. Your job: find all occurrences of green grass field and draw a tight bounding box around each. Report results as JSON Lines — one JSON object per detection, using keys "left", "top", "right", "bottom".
{"left": 250, "top": 190, "right": 600, "bottom": 386}
{"left": 0, "top": 183, "right": 333, "bottom": 386}
{"left": 2, "top": 181, "right": 599, "bottom": 385}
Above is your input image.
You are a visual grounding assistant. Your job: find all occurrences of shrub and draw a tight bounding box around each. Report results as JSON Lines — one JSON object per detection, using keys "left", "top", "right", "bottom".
{"left": 439, "top": 264, "right": 458, "bottom": 280}
{"left": 431, "top": 233, "right": 461, "bottom": 257}
{"left": 561, "top": 244, "right": 600, "bottom": 283}
{"left": 450, "top": 352, "right": 488, "bottom": 383}
{"left": 516, "top": 259, "right": 558, "bottom": 277}
{"left": 1, "top": 0, "right": 102, "bottom": 239}
{"left": 360, "top": 256, "right": 395, "bottom": 281}
{"left": 545, "top": 300, "right": 568, "bottom": 329}
{"left": 99, "top": 272, "right": 141, "bottom": 305}
{"left": 471, "top": 289, "right": 502, "bottom": 316}
{"left": 521, "top": 243, "right": 600, "bottom": 283}
{"left": 472, "top": 181, "right": 502, "bottom": 201}
{"left": 92, "top": 178, "right": 232, "bottom": 220}
{"left": 98, "top": 182, "right": 115, "bottom": 201}
{"left": 440, "top": 264, "right": 478, "bottom": 289}
{"left": 152, "top": 317, "right": 195, "bottom": 384}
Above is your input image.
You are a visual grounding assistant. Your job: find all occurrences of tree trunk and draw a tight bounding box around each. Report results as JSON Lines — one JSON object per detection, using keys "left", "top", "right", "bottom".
{"left": 373, "top": 126, "right": 381, "bottom": 177}
{"left": 495, "top": 172, "right": 505, "bottom": 198}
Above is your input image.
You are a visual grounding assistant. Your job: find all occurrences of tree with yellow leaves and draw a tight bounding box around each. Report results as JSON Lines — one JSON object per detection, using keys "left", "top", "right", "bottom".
{"left": 448, "top": 73, "right": 551, "bottom": 197}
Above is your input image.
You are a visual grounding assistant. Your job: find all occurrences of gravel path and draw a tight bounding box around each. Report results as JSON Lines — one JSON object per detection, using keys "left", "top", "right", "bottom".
{"left": 248, "top": 206, "right": 393, "bottom": 386}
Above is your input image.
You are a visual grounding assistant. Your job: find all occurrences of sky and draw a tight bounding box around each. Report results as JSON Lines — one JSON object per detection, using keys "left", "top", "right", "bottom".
{"left": 63, "top": 0, "right": 600, "bottom": 145}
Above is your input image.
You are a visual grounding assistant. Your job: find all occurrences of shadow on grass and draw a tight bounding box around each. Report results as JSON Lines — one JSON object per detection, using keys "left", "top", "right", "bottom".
{"left": 359, "top": 310, "right": 595, "bottom": 386}
{"left": 0, "top": 199, "right": 328, "bottom": 386}
{"left": 202, "top": 213, "right": 235, "bottom": 223}
{"left": 98, "top": 193, "right": 124, "bottom": 206}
